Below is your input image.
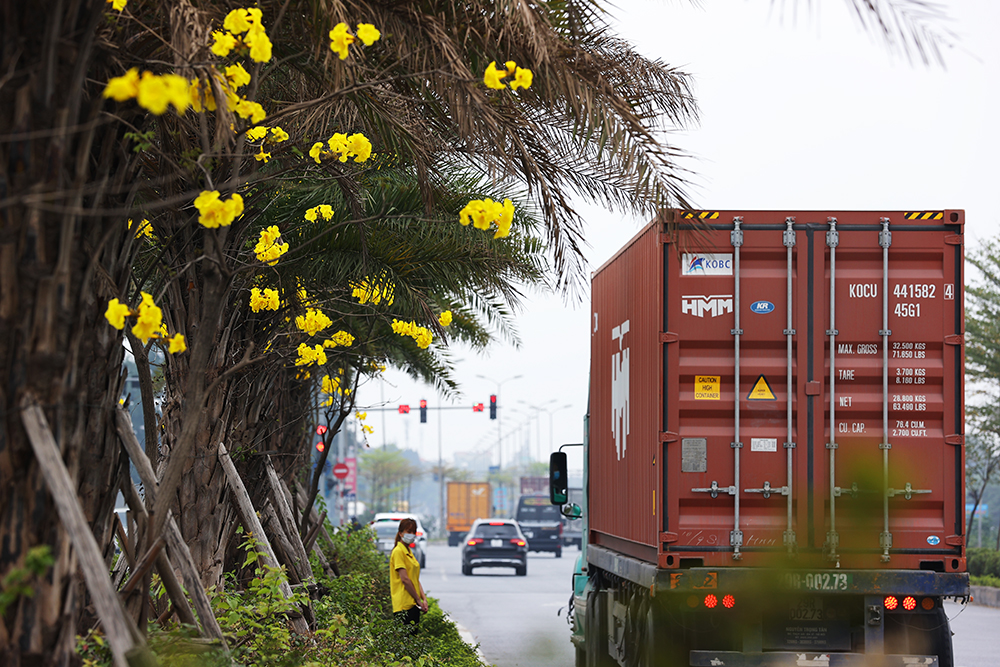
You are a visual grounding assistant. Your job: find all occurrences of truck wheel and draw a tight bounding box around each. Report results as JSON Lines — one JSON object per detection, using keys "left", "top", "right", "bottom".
{"left": 920, "top": 606, "right": 954, "bottom": 667}
{"left": 516, "top": 564, "right": 527, "bottom": 576}
{"left": 585, "top": 591, "right": 613, "bottom": 667}
{"left": 555, "top": 547, "right": 562, "bottom": 558}
{"left": 462, "top": 562, "right": 472, "bottom": 576}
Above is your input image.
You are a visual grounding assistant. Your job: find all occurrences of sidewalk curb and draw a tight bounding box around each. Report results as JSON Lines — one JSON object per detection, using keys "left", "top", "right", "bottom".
{"left": 449, "top": 616, "right": 487, "bottom": 663}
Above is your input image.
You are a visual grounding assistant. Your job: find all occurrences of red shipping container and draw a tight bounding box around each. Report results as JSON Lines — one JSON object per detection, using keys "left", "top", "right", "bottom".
{"left": 589, "top": 210, "right": 965, "bottom": 572}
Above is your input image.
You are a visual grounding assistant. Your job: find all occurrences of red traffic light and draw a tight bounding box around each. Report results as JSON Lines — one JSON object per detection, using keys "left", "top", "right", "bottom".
{"left": 473, "top": 403, "right": 484, "bottom": 412}
{"left": 315, "top": 442, "right": 325, "bottom": 452}
{"left": 420, "top": 399, "right": 427, "bottom": 408}
{"left": 398, "top": 404, "right": 410, "bottom": 414}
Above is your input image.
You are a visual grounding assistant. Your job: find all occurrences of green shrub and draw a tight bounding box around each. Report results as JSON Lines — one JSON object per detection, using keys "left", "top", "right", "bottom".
{"left": 967, "top": 547, "right": 1000, "bottom": 578}
{"left": 971, "top": 574, "right": 1000, "bottom": 589}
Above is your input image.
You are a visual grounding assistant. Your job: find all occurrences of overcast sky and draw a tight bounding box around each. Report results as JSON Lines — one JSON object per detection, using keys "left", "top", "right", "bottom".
{"left": 358, "top": 0, "right": 999, "bottom": 475}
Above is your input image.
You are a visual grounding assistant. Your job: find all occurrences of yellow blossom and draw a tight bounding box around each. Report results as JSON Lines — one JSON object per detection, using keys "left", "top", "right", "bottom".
{"left": 356, "top": 411, "right": 367, "bottom": 421}
{"left": 352, "top": 277, "right": 394, "bottom": 305}
{"left": 346, "top": 133, "right": 372, "bottom": 162}
{"left": 226, "top": 63, "right": 251, "bottom": 90}
{"left": 189, "top": 78, "right": 217, "bottom": 112}
{"left": 246, "top": 27, "right": 273, "bottom": 63}
{"left": 224, "top": 8, "right": 251, "bottom": 33}
{"left": 103, "top": 68, "right": 140, "bottom": 101}
{"left": 235, "top": 99, "right": 266, "bottom": 123}
{"left": 438, "top": 310, "right": 453, "bottom": 327}
{"left": 107, "top": 0, "right": 127, "bottom": 10}
{"left": 254, "top": 225, "right": 289, "bottom": 265}
{"left": 269, "top": 127, "right": 289, "bottom": 142}
{"left": 356, "top": 23, "right": 381, "bottom": 46}
{"left": 484, "top": 61, "right": 508, "bottom": 90}
{"left": 324, "top": 330, "right": 355, "bottom": 348}
{"left": 510, "top": 67, "right": 533, "bottom": 91}
{"left": 329, "top": 23, "right": 355, "bottom": 60}
{"left": 131, "top": 292, "right": 163, "bottom": 344}
{"left": 495, "top": 198, "right": 515, "bottom": 238}
{"left": 322, "top": 374, "right": 342, "bottom": 395}
{"left": 391, "top": 318, "right": 433, "bottom": 349}
{"left": 295, "top": 343, "right": 327, "bottom": 366}
{"left": 105, "top": 299, "right": 131, "bottom": 330}
{"left": 128, "top": 218, "right": 155, "bottom": 240}
{"left": 136, "top": 72, "right": 171, "bottom": 114}
{"left": 168, "top": 333, "right": 187, "bottom": 354}
{"left": 255, "top": 149, "right": 271, "bottom": 163}
{"left": 460, "top": 198, "right": 514, "bottom": 238}
{"left": 309, "top": 142, "right": 324, "bottom": 163}
{"left": 295, "top": 308, "right": 333, "bottom": 336}
{"left": 318, "top": 204, "right": 334, "bottom": 219}
{"left": 362, "top": 424, "right": 374, "bottom": 434}
{"left": 194, "top": 191, "right": 244, "bottom": 228}
{"left": 211, "top": 30, "right": 238, "bottom": 57}
{"left": 246, "top": 126, "right": 269, "bottom": 142}
{"left": 249, "top": 287, "right": 280, "bottom": 312}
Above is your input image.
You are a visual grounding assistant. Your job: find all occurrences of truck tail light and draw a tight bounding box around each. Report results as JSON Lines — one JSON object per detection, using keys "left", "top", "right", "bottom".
{"left": 704, "top": 594, "right": 718, "bottom": 609}
{"left": 921, "top": 597, "right": 935, "bottom": 610}
{"left": 884, "top": 596, "right": 899, "bottom": 610}
{"left": 722, "top": 594, "right": 735, "bottom": 609}
{"left": 902, "top": 596, "right": 917, "bottom": 611}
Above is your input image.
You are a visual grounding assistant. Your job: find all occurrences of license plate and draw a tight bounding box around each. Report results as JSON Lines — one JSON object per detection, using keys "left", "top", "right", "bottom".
{"left": 380, "top": 540, "right": 393, "bottom": 550}
{"left": 523, "top": 531, "right": 533, "bottom": 538}
{"left": 491, "top": 539, "right": 503, "bottom": 547}
{"left": 789, "top": 598, "right": 823, "bottom": 621}
{"left": 783, "top": 573, "right": 852, "bottom": 591}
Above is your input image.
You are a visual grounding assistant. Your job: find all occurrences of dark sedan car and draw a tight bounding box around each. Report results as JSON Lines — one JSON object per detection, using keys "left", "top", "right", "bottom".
{"left": 461, "top": 519, "right": 528, "bottom": 576}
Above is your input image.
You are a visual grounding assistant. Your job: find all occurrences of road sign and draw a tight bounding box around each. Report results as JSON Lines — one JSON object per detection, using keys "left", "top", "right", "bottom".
{"left": 332, "top": 462, "right": 349, "bottom": 479}
{"left": 966, "top": 504, "right": 989, "bottom": 513}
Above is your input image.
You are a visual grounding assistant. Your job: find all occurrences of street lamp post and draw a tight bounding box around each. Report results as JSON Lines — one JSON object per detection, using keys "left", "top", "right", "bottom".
{"left": 477, "top": 374, "right": 522, "bottom": 471}
{"left": 541, "top": 403, "right": 574, "bottom": 454}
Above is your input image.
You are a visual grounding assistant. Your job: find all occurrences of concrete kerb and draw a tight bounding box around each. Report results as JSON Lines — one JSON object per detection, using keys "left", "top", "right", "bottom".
{"left": 447, "top": 614, "right": 488, "bottom": 664}
{"left": 970, "top": 585, "right": 1000, "bottom": 608}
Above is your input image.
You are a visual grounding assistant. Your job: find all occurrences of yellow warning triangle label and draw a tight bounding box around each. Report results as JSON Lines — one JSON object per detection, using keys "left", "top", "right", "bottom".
{"left": 747, "top": 375, "right": 776, "bottom": 400}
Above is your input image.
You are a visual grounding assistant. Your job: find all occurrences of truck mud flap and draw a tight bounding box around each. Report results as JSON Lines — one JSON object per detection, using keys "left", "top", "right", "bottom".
{"left": 690, "top": 652, "right": 938, "bottom": 666}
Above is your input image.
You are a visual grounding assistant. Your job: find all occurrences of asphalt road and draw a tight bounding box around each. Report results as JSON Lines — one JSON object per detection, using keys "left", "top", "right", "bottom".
{"left": 422, "top": 542, "right": 1000, "bottom": 667}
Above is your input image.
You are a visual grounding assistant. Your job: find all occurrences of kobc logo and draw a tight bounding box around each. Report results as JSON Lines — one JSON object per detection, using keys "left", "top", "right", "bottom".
{"left": 849, "top": 283, "right": 878, "bottom": 298}
{"left": 682, "top": 253, "right": 733, "bottom": 276}
{"left": 681, "top": 294, "right": 733, "bottom": 318}
{"left": 611, "top": 320, "right": 630, "bottom": 461}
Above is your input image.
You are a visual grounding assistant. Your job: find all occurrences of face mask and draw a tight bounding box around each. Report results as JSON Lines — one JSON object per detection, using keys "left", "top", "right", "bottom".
{"left": 401, "top": 533, "right": 416, "bottom": 545}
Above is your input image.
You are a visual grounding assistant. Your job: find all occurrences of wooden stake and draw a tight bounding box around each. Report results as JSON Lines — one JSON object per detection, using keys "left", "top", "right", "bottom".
{"left": 115, "top": 407, "right": 228, "bottom": 648}
{"left": 20, "top": 395, "right": 155, "bottom": 667}
{"left": 218, "top": 442, "right": 309, "bottom": 635}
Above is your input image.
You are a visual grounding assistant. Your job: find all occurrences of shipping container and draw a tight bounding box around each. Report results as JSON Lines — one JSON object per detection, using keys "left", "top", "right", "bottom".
{"left": 520, "top": 475, "right": 550, "bottom": 497}
{"left": 559, "top": 210, "right": 970, "bottom": 667}
{"left": 446, "top": 481, "right": 491, "bottom": 546}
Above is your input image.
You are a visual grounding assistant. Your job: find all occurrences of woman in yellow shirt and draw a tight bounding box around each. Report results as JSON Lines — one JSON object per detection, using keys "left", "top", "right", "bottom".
{"left": 389, "top": 518, "right": 428, "bottom": 632}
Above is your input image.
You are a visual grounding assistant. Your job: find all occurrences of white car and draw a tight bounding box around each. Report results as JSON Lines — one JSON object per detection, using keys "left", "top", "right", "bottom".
{"left": 369, "top": 513, "right": 428, "bottom": 567}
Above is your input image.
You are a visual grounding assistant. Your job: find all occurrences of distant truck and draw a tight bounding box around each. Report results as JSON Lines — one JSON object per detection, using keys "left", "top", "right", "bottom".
{"left": 446, "top": 481, "right": 491, "bottom": 546}
{"left": 552, "top": 211, "right": 969, "bottom": 667}
{"left": 515, "top": 494, "right": 562, "bottom": 556}
{"left": 519, "top": 475, "right": 549, "bottom": 496}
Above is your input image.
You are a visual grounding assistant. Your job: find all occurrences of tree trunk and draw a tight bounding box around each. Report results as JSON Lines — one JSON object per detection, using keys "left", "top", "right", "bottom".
{"left": 0, "top": 3, "right": 144, "bottom": 663}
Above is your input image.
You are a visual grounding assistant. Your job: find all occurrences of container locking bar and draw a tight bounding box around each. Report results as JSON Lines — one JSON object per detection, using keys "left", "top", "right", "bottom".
{"left": 744, "top": 481, "right": 790, "bottom": 500}
{"left": 692, "top": 481, "right": 737, "bottom": 499}
{"left": 783, "top": 217, "right": 797, "bottom": 554}
{"left": 879, "top": 217, "right": 893, "bottom": 562}
{"left": 825, "top": 217, "right": 840, "bottom": 564}
{"left": 731, "top": 217, "right": 744, "bottom": 559}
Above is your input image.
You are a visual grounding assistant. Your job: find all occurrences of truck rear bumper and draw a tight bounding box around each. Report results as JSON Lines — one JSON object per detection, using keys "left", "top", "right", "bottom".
{"left": 690, "top": 651, "right": 937, "bottom": 666}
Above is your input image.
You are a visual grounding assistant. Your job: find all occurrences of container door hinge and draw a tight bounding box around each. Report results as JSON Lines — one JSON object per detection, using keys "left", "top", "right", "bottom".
{"left": 659, "top": 431, "right": 679, "bottom": 443}
{"left": 944, "top": 234, "right": 964, "bottom": 246}
{"left": 945, "top": 434, "right": 964, "bottom": 446}
{"left": 691, "top": 481, "right": 736, "bottom": 499}
{"left": 887, "top": 483, "right": 932, "bottom": 500}
{"left": 659, "top": 331, "right": 679, "bottom": 343}
{"left": 833, "top": 482, "right": 859, "bottom": 498}
{"left": 945, "top": 334, "right": 964, "bottom": 346}
{"left": 945, "top": 535, "right": 964, "bottom": 547}
{"left": 660, "top": 532, "right": 678, "bottom": 544}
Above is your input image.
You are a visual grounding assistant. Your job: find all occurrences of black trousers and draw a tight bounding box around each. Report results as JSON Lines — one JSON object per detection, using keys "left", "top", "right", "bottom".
{"left": 394, "top": 605, "right": 420, "bottom": 634}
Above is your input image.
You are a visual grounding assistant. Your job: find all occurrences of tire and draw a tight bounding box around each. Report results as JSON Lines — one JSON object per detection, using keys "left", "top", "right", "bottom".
{"left": 555, "top": 547, "right": 562, "bottom": 558}
{"left": 420, "top": 553, "right": 426, "bottom": 569}
{"left": 516, "top": 564, "right": 527, "bottom": 576}
{"left": 575, "top": 646, "right": 586, "bottom": 667}
{"left": 585, "top": 590, "right": 614, "bottom": 667}
{"left": 462, "top": 562, "right": 472, "bottom": 576}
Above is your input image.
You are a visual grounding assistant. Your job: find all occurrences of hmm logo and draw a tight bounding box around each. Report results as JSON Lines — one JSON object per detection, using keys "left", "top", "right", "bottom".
{"left": 611, "top": 320, "right": 630, "bottom": 461}
{"left": 682, "top": 253, "right": 733, "bottom": 276}
{"left": 682, "top": 294, "right": 733, "bottom": 318}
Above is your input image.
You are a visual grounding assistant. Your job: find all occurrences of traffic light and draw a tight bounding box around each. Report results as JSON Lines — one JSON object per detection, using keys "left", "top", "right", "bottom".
{"left": 420, "top": 399, "right": 427, "bottom": 423}
{"left": 489, "top": 395, "right": 497, "bottom": 419}
{"left": 398, "top": 404, "right": 410, "bottom": 414}
{"left": 473, "top": 403, "right": 484, "bottom": 412}
{"left": 316, "top": 442, "right": 325, "bottom": 453}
